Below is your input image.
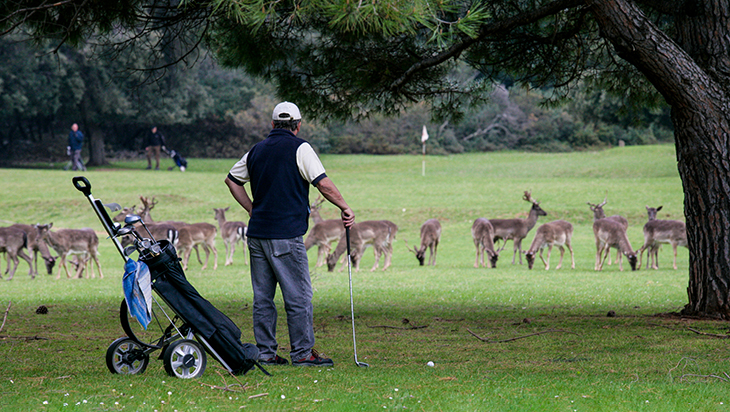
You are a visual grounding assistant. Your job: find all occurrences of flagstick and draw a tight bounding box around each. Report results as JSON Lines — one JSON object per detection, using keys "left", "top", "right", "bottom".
{"left": 422, "top": 142, "right": 426, "bottom": 176}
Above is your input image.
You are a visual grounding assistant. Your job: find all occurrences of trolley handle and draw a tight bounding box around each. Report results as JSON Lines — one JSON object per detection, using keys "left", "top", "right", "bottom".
{"left": 73, "top": 176, "right": 92, "bottom": 196}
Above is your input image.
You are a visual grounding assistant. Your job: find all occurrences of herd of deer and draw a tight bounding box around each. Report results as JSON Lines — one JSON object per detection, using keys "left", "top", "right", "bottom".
{"left": 0, "top": 196, "right": 250, "bottom": 280}
{"left": 0, "top": 190, "right": 688, "bottom": 280}
{"left": 304, "top": 190, "right": 688, "bottom": 273}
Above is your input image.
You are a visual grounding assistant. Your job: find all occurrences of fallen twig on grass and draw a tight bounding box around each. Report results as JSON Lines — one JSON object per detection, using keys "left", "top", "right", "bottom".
{"left": 368, "top": 324, "right": 429, "bottom": 330}
{"left": 0, "top": 335, "right": 48, "bottom": 341}
{"left": 467, "top": 328, "right": 577, "bottom": 343}
{"left": 200, "top": 367, "right": 251, "bottom": 392}
{"left": 687, "top": 327, "right": 730, "bottom": 339}
{"left": 0, "top": 300, "right": 11, "bottom": 333}
{"left": 248, "top": 393, "right": 269, "bottom": 399}
{"left": 680, "top": 373, "right": 730, "bottom": 383}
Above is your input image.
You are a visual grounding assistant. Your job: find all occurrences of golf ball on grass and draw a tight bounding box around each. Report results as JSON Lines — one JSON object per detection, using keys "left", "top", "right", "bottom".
{"left": 426, "top": 361, "right": 435, "bottom": 367}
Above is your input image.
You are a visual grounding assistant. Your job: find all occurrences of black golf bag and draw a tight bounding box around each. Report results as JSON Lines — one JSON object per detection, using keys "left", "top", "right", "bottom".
{"left": 141, "top": 241, "right": 261, "bottom": 375}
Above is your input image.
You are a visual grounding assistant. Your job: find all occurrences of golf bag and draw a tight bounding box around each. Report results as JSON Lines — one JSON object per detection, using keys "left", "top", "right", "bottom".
{"left": 141, "top": 240, "right": 260, "bottom": 375}
{"left": 163, "top": 147, "right": 187, "bottom": 171}
{"left": 71, "top": 176, "right": 266, "bottom": 378}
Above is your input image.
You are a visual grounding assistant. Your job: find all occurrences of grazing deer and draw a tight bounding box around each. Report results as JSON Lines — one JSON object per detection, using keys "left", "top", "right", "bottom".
{"left": 213, "top": 207, "right": 248, "bottom": 266}
{"left": 638, "top": 206, "right": 688, "bottom": 270}
{"left": 177, "top": 223, "right": 218, "bottom": 271}
{"left": 326, "top": 220, "right": 397, "bottom": 272}
{"left": 490, "top": 191, "right": 547, "bottom": 264}
{"left": 0, "top": 226, "right": 33, "bottom": 280}
{"left": 524, "top": 220, "right": 574, "bottom": 270}
{"left": 36, "top": 224, "right": 104, "bottom": 279}
{"left": 405, "top": 219, "right": 442, "bottom": 266}
{"left": 10, "top": 224, "right": 56, "bottom": 276}
{"left": 472, "top": 218, "right": 499, "bottom": 268}
{"left": 305, "top": 219, "right": 345, "bottom": 267}
{"left": 593, "top": 218, "right": 637, "bottom": 271}
{"left": 587, "top": 196, "right": 628, "bottom": 266}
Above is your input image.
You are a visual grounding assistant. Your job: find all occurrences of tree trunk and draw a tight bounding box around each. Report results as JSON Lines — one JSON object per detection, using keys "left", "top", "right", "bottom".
{"left": 79, "top": 96, "right": 108, "bottom": 166}
{"left": 589, "top": 0, "right": 730, "bottom": 318}
{"left": 85, "top": 124, "right": 108, "bottom": 166}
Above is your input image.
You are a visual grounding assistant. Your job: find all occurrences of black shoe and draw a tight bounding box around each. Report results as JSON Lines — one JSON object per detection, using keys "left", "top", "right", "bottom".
{"left": 145, "top": 165, "right": 152, "bottom": 170}
{"left": 292, "top": 349, "right": 334, "bottom": 367}
{"left": 259, "top": 355, "right": 289, "bottom": 366}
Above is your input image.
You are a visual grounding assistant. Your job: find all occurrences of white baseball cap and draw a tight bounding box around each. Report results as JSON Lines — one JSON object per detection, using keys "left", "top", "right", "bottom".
{"left": 272, "top": 102, "right": 301, "bottom": 121}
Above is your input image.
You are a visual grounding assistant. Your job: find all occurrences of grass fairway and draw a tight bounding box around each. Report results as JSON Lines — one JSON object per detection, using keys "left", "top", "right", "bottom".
{"left": 1, "top": 144, "right": 727, "bottom": 411}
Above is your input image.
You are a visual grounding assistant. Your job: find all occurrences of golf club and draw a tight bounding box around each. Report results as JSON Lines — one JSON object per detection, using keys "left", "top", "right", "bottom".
{"left": 346, "top": 226, "right": 369, "bottom": 368}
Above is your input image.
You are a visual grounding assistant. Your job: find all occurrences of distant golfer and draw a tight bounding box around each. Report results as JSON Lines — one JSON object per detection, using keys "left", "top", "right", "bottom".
{"left": 225, "top": 101, "right": 355, "bottom": 367}
{"left": 144, "top": 126, "right": 166, "bottom": 170}
{"left": 68, "top": 123, "right": 85, "bottom": 171}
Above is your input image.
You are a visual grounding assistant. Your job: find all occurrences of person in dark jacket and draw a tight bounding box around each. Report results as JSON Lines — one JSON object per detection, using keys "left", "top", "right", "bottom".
{"left": 144, "top": 126, "right": 166, "bottom": 170}
{"left": 225, "top": 102, "right": 355, "bottom": 367}
{"left": 68, "top": 123, "right": 85, "bottom": 171}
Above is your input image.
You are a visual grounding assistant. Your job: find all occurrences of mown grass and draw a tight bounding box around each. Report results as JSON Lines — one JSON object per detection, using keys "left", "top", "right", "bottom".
{"left": 1, "top": 145, "right": 728, "bottom": 411}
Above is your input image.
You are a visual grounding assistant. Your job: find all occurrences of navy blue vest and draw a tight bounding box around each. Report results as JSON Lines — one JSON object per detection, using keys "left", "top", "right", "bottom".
{"left": 245, "top": 129, "right": 312, "bottom": 239}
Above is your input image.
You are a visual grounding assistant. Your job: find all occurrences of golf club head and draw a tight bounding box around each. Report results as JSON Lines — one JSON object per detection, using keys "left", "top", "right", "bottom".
{"left": 116, "top": 225, "right": 135, "bottom": 236}
{"left": 124, "top": 214, "right": 142, "bottom": 225}
{"left": 356, "top": 361, "right": 369, "bottom": 368}
{"left": 123, "top": 245, "right": 137, "bottom": 257}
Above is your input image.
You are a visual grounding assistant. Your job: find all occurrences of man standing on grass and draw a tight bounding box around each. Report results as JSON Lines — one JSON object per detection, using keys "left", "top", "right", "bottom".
{"left": 68, "top": 123, "right": 85, "bottom": 171}
{"left": 225, "top": 101, "right": 355, "bottom": 367}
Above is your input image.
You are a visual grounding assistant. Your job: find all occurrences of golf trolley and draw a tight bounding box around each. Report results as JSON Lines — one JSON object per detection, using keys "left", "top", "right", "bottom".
{"left": 72, "top": 176, "right": 266, "bottom": 379}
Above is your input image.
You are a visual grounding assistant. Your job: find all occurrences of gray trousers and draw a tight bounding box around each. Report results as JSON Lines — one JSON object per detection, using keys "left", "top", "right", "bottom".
{"left": 71, "top": 150, "right": 85, "bottom": 171}
{"left": 247, "top": 236, "right": 314, "bottom": 361}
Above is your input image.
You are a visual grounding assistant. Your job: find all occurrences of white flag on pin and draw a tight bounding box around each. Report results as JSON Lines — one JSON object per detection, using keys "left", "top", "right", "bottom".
{"left": 421, "top": 125, "right": 429, "bottom": 143}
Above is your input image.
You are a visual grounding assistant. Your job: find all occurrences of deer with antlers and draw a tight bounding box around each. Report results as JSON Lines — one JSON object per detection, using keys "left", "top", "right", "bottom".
{"left": 213, "top": 207, "right": 248, "bottom": 266}
{"left": 326, "top": 220, "right": 397, "bottom": 272}
{"left": 638, "top": 206, "right": 687, "bottom": 270}
{"left": 472, "top": 218, "right": 499, "bottom": 268}
{"left": 490, "top": 191, "right": 547, "bottom": 265}
{"left": 588, "top": 195, "right": 629, "bottom": 266}
{"left": 405, "top": 219, "right": 442, "bottom": 266}
{"left": 524, "top": 220, "right": 575, "bottom": 270}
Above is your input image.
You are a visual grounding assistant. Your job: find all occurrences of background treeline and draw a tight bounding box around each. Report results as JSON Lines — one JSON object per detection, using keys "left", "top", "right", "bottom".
{"left": 0, "top": 37, "right": 673, "bottom": 165}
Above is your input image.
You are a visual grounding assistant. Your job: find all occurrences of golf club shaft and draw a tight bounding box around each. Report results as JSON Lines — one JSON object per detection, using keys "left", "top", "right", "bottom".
{"left": 346, "top": 227, "right": 361, "bottom": 364}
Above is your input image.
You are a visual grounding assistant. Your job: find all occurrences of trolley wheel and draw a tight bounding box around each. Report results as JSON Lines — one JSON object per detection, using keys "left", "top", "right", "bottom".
{"left": 106, "top": 337, "right": 149, "bottom": 375}
{"left": 163, "top": 339, "right": 206, "bottom": 379}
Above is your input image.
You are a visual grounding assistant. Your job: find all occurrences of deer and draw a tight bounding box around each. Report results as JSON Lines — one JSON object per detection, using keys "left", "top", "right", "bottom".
{"left": 115, "top": 197, "right": 206, "bottom": 264}
{"left": 405, "top": 219, "right": 442, "bottom": 266}
{"left": 587, "top": 195, "right": 629, "bottom": 266}
{"left": 305, "top": 195, "right": 346, "bottom": 267}
{"left": 472, "top": 218, "right": 499, "bottom": 268}
{"left": 326, "top": 220, "right": 397, "bottom": 272}
{"left": 593, "top": 218, "right": 637, "bottom": 271}
{"left": 36, "top": 223, "right": 104, "bottom": 279}
{"left": 0, "top": 226, "right": 33, "bottom": 280}
{"left": 177, "top": 223, "right": 218, "bottom": 271}
{"left": 9, "top": 223, "right": 56, "bottom": 276}
{"left": 213, "top": 207, "right": 248, "bottom": 266}
{"left": 305, "top": 220, "right": 345, "bottom": 267}
{"left": 490, "top": 191, "right": 547, "bottom": 265}
{"left": 524, "top": 220, "right": 574, "bottom": 270}
{"left": 638, "top": 206, "right": 688, "bottom": 270}
{"left": 309, "top": 195, "right": 326, "bottom": 224}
